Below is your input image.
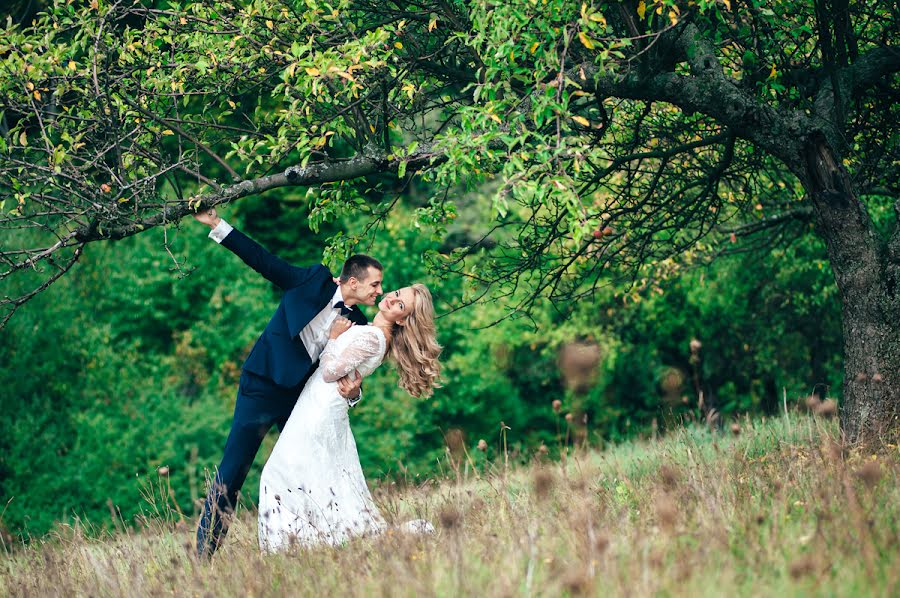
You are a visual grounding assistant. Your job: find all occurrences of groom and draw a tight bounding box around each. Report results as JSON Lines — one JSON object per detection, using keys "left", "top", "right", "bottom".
{"left": 192, "top": 207, "right": 384, "bottom": 559}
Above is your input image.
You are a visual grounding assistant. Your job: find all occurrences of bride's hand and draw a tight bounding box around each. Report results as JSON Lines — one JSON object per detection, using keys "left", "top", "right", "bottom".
{"left": 329, "top": 317, "right": 353, "bottom": 339}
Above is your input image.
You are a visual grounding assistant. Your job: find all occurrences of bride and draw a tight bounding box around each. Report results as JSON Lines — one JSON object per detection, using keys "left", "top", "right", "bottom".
{"left": 257, "top": 284, "right": 441, "bottom": 552}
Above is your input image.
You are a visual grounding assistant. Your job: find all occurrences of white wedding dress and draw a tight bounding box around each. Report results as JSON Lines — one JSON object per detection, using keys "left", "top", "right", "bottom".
{"left": 258, "top": 324, "right": 430, "bottom": 552}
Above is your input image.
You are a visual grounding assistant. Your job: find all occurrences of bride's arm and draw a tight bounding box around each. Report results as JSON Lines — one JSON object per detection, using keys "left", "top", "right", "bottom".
{"left": 320, "top": 326, "right": 383, "bottom": 383}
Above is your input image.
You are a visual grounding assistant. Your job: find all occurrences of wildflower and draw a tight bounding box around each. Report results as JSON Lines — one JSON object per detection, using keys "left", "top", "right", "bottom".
{"left": 565, "top": 413, "right": 574, "bottom": 423}
{"left": 532, "top": 468, "right": 555, "bottom": 500}
{"left": 814, "top": 399, "right": 837, "bottom": 418}
{"left": 655, "top": 494, "right": 678, "bottom": 530}
{"left": 569, "top": 476, "right": 587, "bottom": 492}
{"left": 822, "top": 439, "right": 842, "bottom": 461}
{"left": 552, "top": 399, "right": 562, "bottom": 413}
{"left": 559, "top": 341, "right": 601, "bottom": 393}
{"left": 438, "top": 505, "right": 462, "bottom": 529}
{"left": 561, "top": 566, "right": 591, "bottom": 594}
{"left": 788, "top": 554, "right": 815, "bottom": 579}
{"left": 689, "top": 338, "right": 702, "bottom": 353}
{"left": 855, "top": 460, "right": 882, "bottom": 489}
{"left": 659, "top": 464, "right": 680, "bottom": 490}
{"left": 444, "top": 428, "right": 464, "bottom": 454}
{"left": 730, "top": 423, "right": 741, "bottom": 436}
{"left": 157, "top": 466, "right": 170, "bottom": 476}
{"left": 660, "top": 368, "right": 685, "bottom": 403}
{"left": 704, "top": 408, "right": 721, "bottom": 430}
{"left": 477, "top": 439, "right": 487, "bottom": 452}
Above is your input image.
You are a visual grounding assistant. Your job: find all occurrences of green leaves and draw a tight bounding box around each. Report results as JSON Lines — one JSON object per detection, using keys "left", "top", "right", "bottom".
{"left": 0, "top": 0, "right": 896, "bottom": 344}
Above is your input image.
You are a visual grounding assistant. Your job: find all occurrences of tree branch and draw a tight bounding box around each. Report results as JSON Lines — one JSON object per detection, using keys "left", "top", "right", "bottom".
{"left": 584, "top": 23, "right": 815, "bottom": 169}
{"left": 719, "top": 207, "right": 814, "bottom": 236}
{"left": 70, "top": 141, "right": 443, "bottom": 244}
{"left": 845, "top": 45, "right": 900, "bottom": 96}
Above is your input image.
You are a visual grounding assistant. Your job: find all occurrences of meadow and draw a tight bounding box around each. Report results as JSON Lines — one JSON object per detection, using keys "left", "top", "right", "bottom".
{"left": 1, "top": 412, "right": 896, "bottom": 597}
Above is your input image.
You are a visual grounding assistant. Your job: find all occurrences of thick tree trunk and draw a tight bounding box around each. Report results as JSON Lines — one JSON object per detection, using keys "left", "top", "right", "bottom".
{"left": 802, "top": 134, "right": 899, "bottom": 444}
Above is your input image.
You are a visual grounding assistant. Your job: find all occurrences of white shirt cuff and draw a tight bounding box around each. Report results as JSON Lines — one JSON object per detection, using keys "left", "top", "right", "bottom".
{"left": 208, "top": 219, "right": 233, "bottom": 243}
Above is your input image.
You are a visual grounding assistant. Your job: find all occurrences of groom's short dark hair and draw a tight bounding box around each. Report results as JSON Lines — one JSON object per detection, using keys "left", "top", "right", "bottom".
{"left": 340, "top": 254, "right": 383, "bottom": 283}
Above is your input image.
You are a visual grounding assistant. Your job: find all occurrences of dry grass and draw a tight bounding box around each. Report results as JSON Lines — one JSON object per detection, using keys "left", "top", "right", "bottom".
{"left": 1, "top": 414, "right": 897, "bottom": 597}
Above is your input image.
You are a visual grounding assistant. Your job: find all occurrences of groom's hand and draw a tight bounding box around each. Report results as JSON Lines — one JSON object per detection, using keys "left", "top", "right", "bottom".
{"left": 193, "top": 207, "right": 221, "bottom": 229}
{"left": 337, "top": 370, "right": 362, "bottom": 401}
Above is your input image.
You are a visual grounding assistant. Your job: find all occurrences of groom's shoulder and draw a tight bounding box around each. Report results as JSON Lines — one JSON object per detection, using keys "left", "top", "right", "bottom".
{"left": 308, "top": 263, "right": 335, "bottom": 280}
{"left": 305, "top": 263, "right": 330, "bottom": 275}
{"left": 281, "top": 263, "right": 333, "bottom": 289}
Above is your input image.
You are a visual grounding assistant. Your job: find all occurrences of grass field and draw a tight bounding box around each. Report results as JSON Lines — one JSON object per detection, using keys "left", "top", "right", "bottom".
{"left": 1, "top": 413, "right": 897, "bottom": 597}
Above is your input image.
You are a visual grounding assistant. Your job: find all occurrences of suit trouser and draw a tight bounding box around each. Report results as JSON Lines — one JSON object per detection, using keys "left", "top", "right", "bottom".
{"left": 196, "top": 370, "right": 304, "bottom": 558}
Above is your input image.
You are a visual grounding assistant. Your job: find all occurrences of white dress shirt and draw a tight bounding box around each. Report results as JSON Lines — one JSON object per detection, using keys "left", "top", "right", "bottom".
{"left": 208, "top": 219, "right": 234, "bottom": 243}
{"left": 300, "top": 286, "right": 344, "bottom": 362}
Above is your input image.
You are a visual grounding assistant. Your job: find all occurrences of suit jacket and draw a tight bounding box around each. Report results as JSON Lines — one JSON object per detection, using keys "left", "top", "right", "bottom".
{"left": 221, "top": 227, "right": 368, "bottom": 389}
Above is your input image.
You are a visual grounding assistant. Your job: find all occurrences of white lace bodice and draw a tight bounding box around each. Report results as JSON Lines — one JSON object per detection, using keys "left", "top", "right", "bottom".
{"left": 318, "top": 324, "right": 386, "bottom": 382}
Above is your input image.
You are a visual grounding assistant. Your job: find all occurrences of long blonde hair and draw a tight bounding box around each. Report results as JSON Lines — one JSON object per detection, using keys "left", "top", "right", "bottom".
{"left": 390, "top": 284, "right": 442, "bottom": 398}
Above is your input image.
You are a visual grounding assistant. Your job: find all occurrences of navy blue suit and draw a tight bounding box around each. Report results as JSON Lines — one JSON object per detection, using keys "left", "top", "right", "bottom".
{"left": 196, "top": 226, "right": 368, "bottom": 558}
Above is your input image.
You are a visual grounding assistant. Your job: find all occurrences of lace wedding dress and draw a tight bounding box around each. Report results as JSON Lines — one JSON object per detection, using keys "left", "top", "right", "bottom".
{"left": 258, "top": 324, "right": 429, "bottom": 552}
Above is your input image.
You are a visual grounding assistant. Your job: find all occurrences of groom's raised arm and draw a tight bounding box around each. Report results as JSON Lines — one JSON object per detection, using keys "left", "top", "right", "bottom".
{"left": 193, "top": 208, "right": 321, "bottom": 290}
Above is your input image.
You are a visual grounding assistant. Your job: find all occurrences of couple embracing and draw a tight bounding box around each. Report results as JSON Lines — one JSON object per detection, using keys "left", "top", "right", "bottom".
{"left": 192, "top": 208, "right": 441, "bottom": 558}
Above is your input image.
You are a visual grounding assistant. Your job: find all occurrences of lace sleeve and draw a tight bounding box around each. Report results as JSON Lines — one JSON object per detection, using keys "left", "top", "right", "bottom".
{"left": 319, "top": 327, "right": 383, "bottom": 383}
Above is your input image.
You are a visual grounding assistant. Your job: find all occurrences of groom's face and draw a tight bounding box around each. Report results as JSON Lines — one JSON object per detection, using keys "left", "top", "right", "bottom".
{"left": 348, "top": 267, "right": 384, "bottom": 306}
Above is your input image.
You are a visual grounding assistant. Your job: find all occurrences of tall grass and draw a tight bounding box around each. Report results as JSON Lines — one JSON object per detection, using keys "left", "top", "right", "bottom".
{"left": 1, "top": 413, "right": 897, "bottom": 597}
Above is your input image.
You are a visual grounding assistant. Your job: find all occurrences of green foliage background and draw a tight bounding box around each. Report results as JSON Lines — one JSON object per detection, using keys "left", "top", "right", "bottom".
{"left": 0, "top": 190, "right": 841, "bottom": 538}
{"left": 1, "top": 0, "right": 873, "bottom": 540}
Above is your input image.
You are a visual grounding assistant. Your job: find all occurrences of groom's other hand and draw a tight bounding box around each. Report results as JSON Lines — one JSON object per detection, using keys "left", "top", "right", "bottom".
{"left": 337, "top": 370, "right": 362, "bottom": 401}
{"left": 193, "top": 207, "right": 221, "bottom": 228}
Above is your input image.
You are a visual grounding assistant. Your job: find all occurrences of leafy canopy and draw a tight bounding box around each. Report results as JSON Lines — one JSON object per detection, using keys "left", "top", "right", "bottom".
{"left": 1, "top": 0, "right": 896, "bottom": 324}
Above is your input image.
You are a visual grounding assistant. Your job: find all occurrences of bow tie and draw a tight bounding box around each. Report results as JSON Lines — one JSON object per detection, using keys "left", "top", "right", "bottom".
{"left": 333, "top": 301, "right": 352, "bottom": 315}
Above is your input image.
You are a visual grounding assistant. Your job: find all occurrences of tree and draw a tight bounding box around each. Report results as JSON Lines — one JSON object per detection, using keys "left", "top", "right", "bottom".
{"left": 1, "top": 0, "right": 897, "bottom": 443}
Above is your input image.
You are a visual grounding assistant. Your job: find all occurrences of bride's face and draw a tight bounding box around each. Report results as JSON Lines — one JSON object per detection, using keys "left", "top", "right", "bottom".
{"left": 378, "top": 287, "right": 415, "bottom": 325}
